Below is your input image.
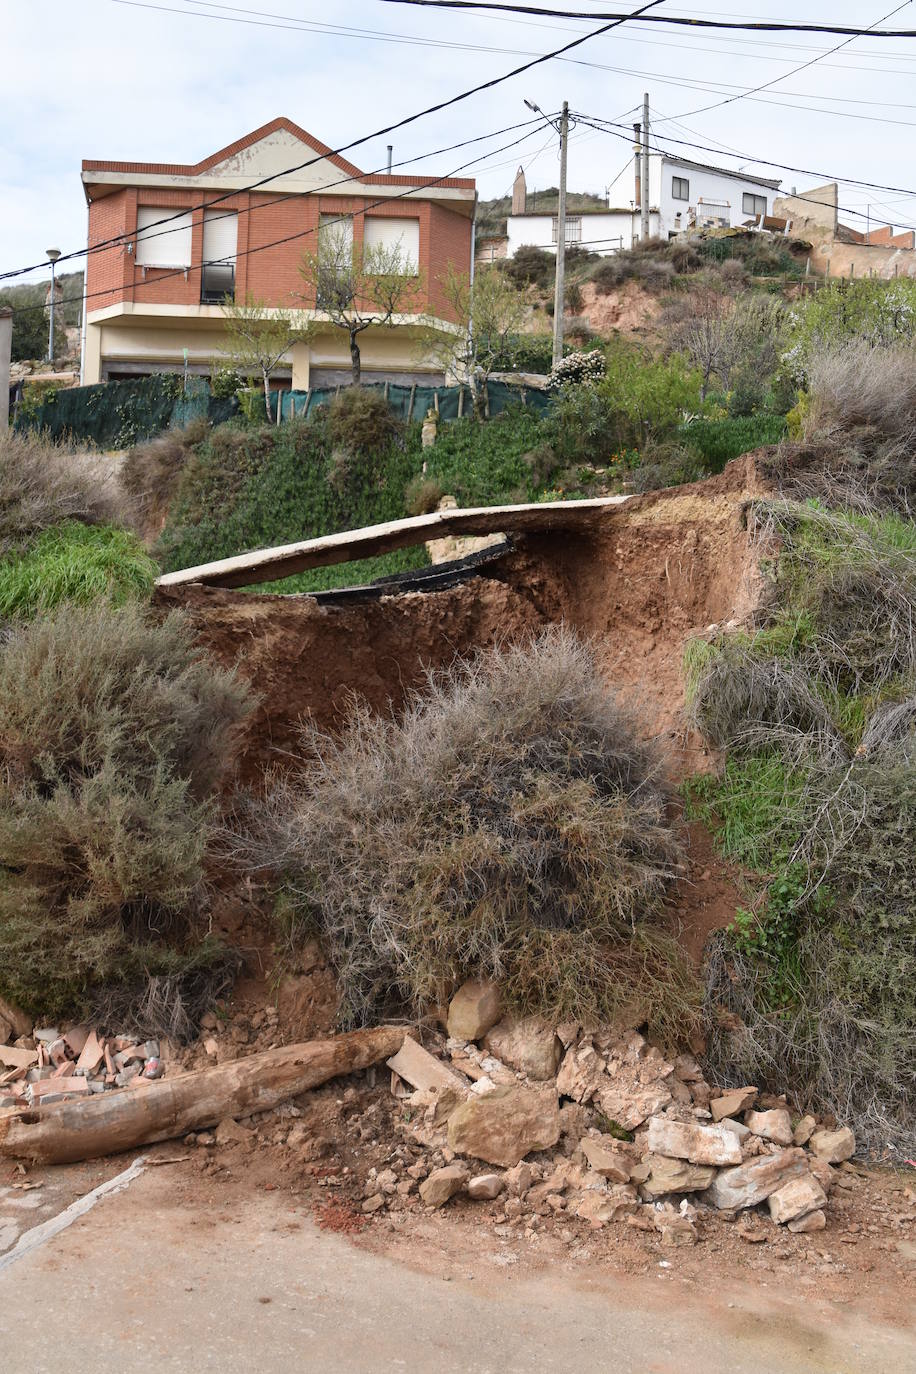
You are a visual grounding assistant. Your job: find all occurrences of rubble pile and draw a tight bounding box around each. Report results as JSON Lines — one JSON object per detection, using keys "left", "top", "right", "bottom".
{"left": 0, "top": 1001, "right": 286, "bottom": 1111}
{"left": 0, "top": 1023, "right": 166, "bottom": 1107}
{"left": 355, "top": 981, "right": 857, "bottom": 1243}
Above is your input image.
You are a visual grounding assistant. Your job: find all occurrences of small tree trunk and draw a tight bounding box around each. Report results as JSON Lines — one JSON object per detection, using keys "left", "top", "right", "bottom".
{"left": 262, "top": 367, "right": 273, "bottom": 423}
{"left": 349, "top": 328, "right": 362, "bottom": 385}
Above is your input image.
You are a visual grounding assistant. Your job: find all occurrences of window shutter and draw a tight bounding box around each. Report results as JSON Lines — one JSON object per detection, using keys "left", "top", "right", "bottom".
{"left": 363, "top": 217, "right": 420, "bottom": 272}
{"left": 203, "top": 210, "right": 238, "bottom": 264}
{"left": 136, "top": 206, "right": 192, "bottom": 268}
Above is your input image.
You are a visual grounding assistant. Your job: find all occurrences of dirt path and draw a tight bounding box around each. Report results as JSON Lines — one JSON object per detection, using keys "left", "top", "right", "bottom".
{"left": 1, "top": 1158, "right": 913, "bottom": 1373}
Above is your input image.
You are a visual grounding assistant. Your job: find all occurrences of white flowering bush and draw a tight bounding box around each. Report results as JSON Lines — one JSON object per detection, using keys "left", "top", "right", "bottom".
{"left": 547, "top": 349, "right": 607, "bottom": 390}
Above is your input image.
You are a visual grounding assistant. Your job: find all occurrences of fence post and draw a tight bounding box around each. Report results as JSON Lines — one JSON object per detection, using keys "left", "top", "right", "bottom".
{"left": 457, "top": 385, "right": 465, "bottom": 418}
{"left": 407, "top": 383, "right": 417, "bottom": 422}
{"left": 0, "top": 307, "right": 11, "bottom": 429}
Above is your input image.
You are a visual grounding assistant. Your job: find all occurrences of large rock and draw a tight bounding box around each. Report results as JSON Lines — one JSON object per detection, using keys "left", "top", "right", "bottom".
{"left": 447, "top": 1085, "right": 560, "bottom": 1167}
{"left": 768, "top": 1174, "right": 828, "bottom": 1225}
{"left": 446, "top": 981, "right": 502, "bottom": 1042}
{"left": 574, "top": 1185, "right": 639, "bottom": 1226}
{"left": 596, "top": 1080, "right": 671, "bottom": 1132}
{"left": 556, "top": 1042, "right": 605, "bottom": 1103}
{"left": 744, "top": 1108, "right": 793, "bottom": 1146}
{"left": 484, "top": 1017, "right": 562, "bottom": 1082}
{"left": 788, "top": 1208, "right": 826, "bottom": 1233}
{"left": 419, "top": 1163, "right": 469, "bottom": 1207}
{"left": 646, "top": 1117, "right": 742, "bottom": 1167}
{"left": 809, "top": 1126, "right": 855, "bottom": 1164}
{"left": 467, "top": 1172, "right": 504, "bottom": 1201}
{"left": 709, "top": 1087, "right": 757, "bottom": 1121}
{"left": 579, "top": 1137, "right": 633, "bottom": 1183}
{"left": 702, "top": 1148, "right": 809, "bottom": 1211}
{"left": 640, "top": 1154, "right": 716, "bottom": 1197}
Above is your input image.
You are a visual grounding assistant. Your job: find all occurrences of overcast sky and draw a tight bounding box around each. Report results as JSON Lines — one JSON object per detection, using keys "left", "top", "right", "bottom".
{"left": 3, "top": 0, "right": 916, "bottom": 287}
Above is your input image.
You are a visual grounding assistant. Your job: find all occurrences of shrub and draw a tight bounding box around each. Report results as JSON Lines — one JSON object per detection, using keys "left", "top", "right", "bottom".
{"left": 404, "top": 473, "right": 445, "bottom": 516}
{"left": 0, "top": 429, "right": 122, "bottom": 557}
{"left": 326, "top": 386, "right": 404, "bottom": 455}
{"left": 504, "top": 245, "right": 554, "bottom": 291}
{"left": 547, "top": 350, "right": 606, "bottom": 389}
{"left": 627, "top": 443, "right": 706, "bottom": 493}
{"left": 121, "top": 417, "right": 210, "bottom": 531}
{"left": 679, "top": 414, "right": 786, "bottom": 472}
{"left": 783, "top": 279, "right": 916, "bottom": 382}
{"left": 0, "top": 600, "right": 252, "bottom": 1026}
{"left": 0, "top": 521, "right": 157, "bottom": 620}
{"left": 248, "top": 631, "right": 698, "bottom": 1038}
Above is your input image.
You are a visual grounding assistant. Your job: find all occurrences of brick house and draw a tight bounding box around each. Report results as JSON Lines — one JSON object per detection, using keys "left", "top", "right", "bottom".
{"left": 79, "top": 117, "right": 476, "bottom": 388}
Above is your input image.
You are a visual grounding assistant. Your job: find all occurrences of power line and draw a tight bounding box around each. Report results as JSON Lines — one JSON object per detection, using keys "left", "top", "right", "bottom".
{"left": 573, "top": 110, "right": 916, "bottom": 234}
{"left": 375, "top": 1, "right": 916, "bottom": 38}
{"left": 665, "top": 0, "right": 914, "bottom": 122}
{"left": 5, "top": 118, "right": 558, "bottom": 321}
{"left": 1, "top": 0, "right": 666, "bottom": 286}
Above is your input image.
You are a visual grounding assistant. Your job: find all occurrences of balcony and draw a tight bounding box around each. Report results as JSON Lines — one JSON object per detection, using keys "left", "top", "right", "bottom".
{"left": 200, "top": 263, "right": 235, "bottom": 305}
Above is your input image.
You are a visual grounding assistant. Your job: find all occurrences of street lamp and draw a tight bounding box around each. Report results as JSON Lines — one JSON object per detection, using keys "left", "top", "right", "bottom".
{"left": 46, "top": 248, "right": 61, "bottom": 364}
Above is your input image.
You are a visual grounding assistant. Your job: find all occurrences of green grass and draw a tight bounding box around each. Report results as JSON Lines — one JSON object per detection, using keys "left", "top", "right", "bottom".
{"left": 679, "top": 414, "right": 787, "bottom": 472}
{"left": 683, "top": 755, "right": 808, "bottom": 872}
{"left": 0, "top": 521, "right": 157, "bottom": 619}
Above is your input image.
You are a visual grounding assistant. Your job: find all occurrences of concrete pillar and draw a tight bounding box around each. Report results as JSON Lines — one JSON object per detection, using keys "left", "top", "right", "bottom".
{"left": 82, "top": 322, "right": 103, "bottom": 385}
{"left": 291, "top": 339, "right": 311, "bottom": 391}
{"left": 0, "top": 306, "right": 12, "bottom": 428}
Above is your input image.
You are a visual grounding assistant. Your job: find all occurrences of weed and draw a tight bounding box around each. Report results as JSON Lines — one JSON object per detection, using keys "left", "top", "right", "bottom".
{"left": 0, "top": 521, "right": 157, "bottom": 620}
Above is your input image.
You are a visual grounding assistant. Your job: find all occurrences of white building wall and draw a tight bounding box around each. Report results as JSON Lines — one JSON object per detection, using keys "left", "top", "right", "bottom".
{"left": 506, "top": 210, "right": 658, "bottom": 257}
{"left": 606, "top": 155, "right": 779, "bottom": 241}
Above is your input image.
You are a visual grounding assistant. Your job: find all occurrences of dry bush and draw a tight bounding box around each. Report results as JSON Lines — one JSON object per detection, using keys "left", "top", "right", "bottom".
{"left": 404, "top": 474, "right": 445, "bottom": 516}
{"left": 121, "top": 417, "right": 209, "bottom": 532}
{"left": 325, "top": 387, "right": 404, "bottom": 455}
{"left": 0, "top": 599, "right": 252, "bottom": 1025}
{"left": 0, "top": 429, "right": 123, "bottom": 556}
{"left": 804, "top": 342, "right": 916, "bottom": 443}
{"left": 245, "top": 630, "right": 697, "bottom": 1038}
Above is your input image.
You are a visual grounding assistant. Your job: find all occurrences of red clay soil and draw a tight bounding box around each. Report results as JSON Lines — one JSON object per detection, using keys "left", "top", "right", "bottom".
{"left": 154, "top": 453, "right": 772, "bottom": 961}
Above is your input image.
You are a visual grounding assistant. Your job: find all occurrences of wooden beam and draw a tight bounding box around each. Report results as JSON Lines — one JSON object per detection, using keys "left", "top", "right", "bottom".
{"left": 0, "top": 1026, "right": 406, "bottom": 1166}
{"left": 155, "top": 497, "right": 628, "bottom": 591}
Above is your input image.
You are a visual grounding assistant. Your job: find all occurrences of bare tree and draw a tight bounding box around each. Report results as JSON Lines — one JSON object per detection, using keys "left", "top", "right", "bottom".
{"left": 220, "top": 294, "right": 310, "bottom": 422}
{"left": 299, "top": 224, "right": 424, "bottom": 385}
{"left": 663, "top": 283, "right": 786, "bottom": 402}
{"left": 419, "top": 264, "right": 528, "bottom": 420}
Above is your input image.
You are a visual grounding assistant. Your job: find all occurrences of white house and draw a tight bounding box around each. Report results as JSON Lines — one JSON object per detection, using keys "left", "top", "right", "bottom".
{"left": 504, "top": 153, "right": 781, "bottom": 258}
{"left": 606, "top": 153, "right": 782, "bottom": 246}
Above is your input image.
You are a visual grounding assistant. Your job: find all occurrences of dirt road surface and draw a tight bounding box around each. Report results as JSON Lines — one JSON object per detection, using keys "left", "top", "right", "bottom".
{"left": 1, "top": 1158, "right": 913, "bottom": 1374}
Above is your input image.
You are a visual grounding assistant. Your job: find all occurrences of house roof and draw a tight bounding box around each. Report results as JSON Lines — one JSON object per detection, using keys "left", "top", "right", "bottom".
{"left": 659, "top": 153, "right": 781, "bottom": 191}
{"left": 82, "top": 117, "right": 476, "bottom": 193}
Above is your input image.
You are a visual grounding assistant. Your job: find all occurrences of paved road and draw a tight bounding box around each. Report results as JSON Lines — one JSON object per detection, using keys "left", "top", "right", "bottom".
{"left": 0, "top": 1162, "right": 913, "bottom": 1374}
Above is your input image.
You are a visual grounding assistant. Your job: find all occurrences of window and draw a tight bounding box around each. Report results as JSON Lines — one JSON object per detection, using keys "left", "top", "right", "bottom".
{"left": 135, "top": 206, "right": 192, "bottom": 268}
{"left": 671, "top": 176, "right": 689, "bottom": 202}
{"left": 551, "top": 215, "right": 582, "bottom": 245}
{"left": 201, "top": 209, "right": 237, "bottom": 303}
{"left": 743, "top": 192, "right": 768, "bottom": 218}
{"left": 363, "top": 216, "right": 420, "bottom": 273}
{"left": 318, "top": 212, "right": 353, "bottom": 261}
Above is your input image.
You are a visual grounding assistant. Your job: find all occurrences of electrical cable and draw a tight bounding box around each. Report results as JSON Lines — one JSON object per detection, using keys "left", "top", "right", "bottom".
{"left": 5, "top": 116, "right": 558, "bottom": 320}
{"left": 374, "top": 1, "right": 916, "bottom": 39}
{"left": 1, "top": 0, "right": 667, "bottom": 285}
{"left": 664, "top": 0, "right": 913, "bottom": 122}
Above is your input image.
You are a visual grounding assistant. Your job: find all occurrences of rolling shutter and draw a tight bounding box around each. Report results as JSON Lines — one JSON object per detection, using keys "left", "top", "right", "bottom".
{"left": 203, "top": 209, "right": 238, "bottom": 264}
{"left": 135, "top": 206, "right": 192, "bottom": 268}
{"left": 363, "top": 217, "right": 420, "bottom": 272}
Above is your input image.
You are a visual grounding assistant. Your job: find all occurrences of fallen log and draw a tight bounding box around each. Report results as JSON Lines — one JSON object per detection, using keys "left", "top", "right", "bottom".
{"left": 0, "top": 1026, "right": 406, "bottom": 1166}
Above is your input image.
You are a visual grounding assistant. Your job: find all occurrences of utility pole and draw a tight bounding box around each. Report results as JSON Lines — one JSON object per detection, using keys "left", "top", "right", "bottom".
{"left": 552, "top": 100, "right": 569, "bottom": 371}
{"left": 640, "top": 92, "right": 650, "bottom": 243}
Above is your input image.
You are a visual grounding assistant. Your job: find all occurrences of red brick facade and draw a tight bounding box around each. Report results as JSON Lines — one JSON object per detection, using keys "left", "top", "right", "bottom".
{"left": 83, "top": 120, "right": 475, "bottom": 323}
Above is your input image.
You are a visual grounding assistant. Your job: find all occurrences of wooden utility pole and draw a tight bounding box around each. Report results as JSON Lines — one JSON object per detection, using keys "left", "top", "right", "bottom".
{"left": 640, "top": 92, "right": 650, "bottom": 242}
{"left": 552, "top": 100, "right": 569, "bottom": 371}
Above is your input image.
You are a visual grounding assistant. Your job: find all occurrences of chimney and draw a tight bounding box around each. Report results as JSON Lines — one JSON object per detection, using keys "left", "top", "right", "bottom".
{"left": 512, "top": 165, "right": 527, "bottom": 216}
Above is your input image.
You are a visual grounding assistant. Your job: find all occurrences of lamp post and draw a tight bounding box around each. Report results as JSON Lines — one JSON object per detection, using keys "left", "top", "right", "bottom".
{"left": 46, "top": 248, "right": 61, "bottom": 364}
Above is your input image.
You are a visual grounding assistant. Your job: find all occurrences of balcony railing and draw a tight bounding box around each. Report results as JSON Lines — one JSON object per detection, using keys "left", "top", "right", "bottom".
{"left": 201, "top": 263, "right": 235, "bottom": 305}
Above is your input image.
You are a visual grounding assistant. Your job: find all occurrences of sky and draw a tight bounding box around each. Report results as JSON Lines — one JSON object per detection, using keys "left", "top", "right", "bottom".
{"left": 4, "top": 0, "right": 916, "bottom": 289}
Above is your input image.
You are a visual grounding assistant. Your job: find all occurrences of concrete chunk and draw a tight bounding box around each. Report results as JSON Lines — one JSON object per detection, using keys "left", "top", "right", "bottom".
{"left": 646, "top": 1117, "right": 742, "bottom": 1167}
{"left": 387, "top": 1037, "right": 470, "bottom": 1096}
